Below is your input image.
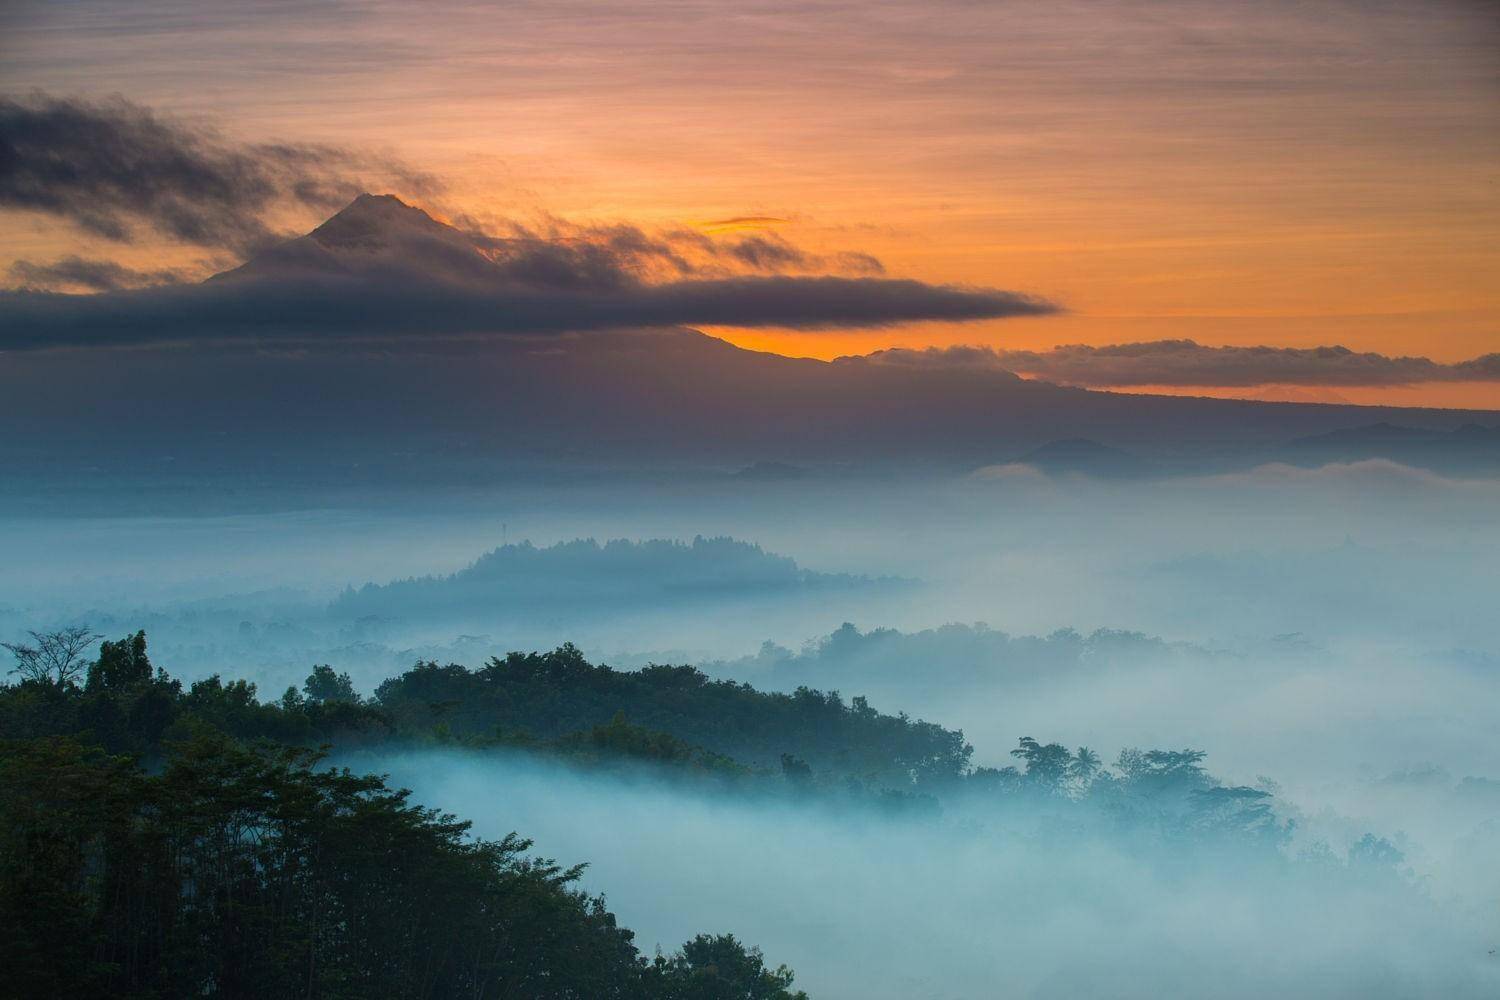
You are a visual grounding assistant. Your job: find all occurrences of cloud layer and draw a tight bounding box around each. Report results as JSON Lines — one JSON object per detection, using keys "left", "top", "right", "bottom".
{"left": 0, "top": 92, "right": 433, "bottom": 253}
{"left": 0, "top": 192, "right": 1053, "bottom": 349}
{"left": 0, "top": 95, "right": 1054, "bottom": 348}
{"left": 851, "top": 341, "right": 1500, "bottom": 387}
{"left": 8, "top": 255, "right": 192, "bottom": 292}
{"left": 0, "top": 273, "right": 1049, "bottom": 351}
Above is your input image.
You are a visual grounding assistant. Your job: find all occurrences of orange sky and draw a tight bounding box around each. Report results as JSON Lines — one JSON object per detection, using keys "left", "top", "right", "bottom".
{"left": 2, "top": 0, "right": 1497, "bottom": 408}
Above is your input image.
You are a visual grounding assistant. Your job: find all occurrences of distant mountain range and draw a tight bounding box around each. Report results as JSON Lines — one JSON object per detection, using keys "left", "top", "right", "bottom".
{"left": 1277, "top": 422, "right": 1500, "bottom": 474}
{"left": 993, "top": 423, "right": 1500, "bottom": 478}
{"left": 3, "top": 194, "right": 1495, "bottom": 493}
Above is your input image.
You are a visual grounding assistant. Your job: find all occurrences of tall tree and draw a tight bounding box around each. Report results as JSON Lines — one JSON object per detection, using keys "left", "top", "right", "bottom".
{"left": 1069, "top": 746, "right": 1102, "bottom": 791}
{"left": 1011, "top": 736, "right": 1073, "bottom": 792}
{"left": 86, "top": 629, "right": 152, "bottom": 691}
{"left": 2, "top": 626, "right": 99, "bottom": 686}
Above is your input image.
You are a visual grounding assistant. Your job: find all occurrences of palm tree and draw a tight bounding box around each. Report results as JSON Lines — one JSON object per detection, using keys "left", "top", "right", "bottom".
{"left": 1069, "top": 746, "right": 1102, "bottom": 793}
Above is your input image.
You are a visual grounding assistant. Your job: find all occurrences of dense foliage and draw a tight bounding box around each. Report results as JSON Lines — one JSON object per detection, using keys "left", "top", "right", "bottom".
{"left": 373, "top": 644, "right": 973, "bottom": 788}
{"left": 716, "top": 621, "right": 1195, "bottom": 689}
{"left": 0, "top": 632, "right": 810, "bottom": 1000}
{"left": 0, "top": 631, "right": 970, "bottom": 793}
{"left": 2, "top": 627, "right": 1408, "bottom": 998}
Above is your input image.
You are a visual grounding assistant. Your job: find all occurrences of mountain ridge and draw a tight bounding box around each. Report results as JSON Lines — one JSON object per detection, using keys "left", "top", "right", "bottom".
{"left": 2, "top": 194, "right": 1495, "bottom": 491}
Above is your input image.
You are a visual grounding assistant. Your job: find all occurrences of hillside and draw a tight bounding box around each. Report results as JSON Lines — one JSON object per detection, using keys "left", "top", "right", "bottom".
{"left": 333, "top": 536, "right": 883, "bottom": 618}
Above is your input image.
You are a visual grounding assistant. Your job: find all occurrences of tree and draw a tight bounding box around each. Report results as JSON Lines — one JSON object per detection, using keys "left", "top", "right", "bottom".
{"left": 1069, "top": 746, "right": 1102, "bottom": 791}
{"left": 303, "top": 663, "right": 360, "bottom": 704}
{"left": 1116, "top": 747, "right": 1209, "bottom": 795}
{"left": 2, "top": 626, "right": 99, "bottom": 686}
{"left": 1011, "top": 736, "right": 1073, "bottom": 792}
{"left": 0, "top": 733, "right": 681, "bottom": 999}
{"left": 653, "top": 933, "right": 809, "bottom": 999}
{"left": 1189, "top": 785, "right": 1285, "bottom": 846}
{"left": 87, "top": 629, "right": 152, "bottom": 691}
{"left": 780, "top": 753, "right": 813, "bottom": 788}
{"left": 1348, "top": 833, "right": 1404, "bottom": 872}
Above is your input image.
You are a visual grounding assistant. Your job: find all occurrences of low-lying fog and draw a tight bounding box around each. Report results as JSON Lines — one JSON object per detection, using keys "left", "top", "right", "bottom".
{"left": 367, "top": 748, "right": 1498, "bottom": 999}
{"left": 4, "top": 458, "right": 1496, "bottom": 655}
{"left": 4, "top": 458, "right": 1497, "bottom": 995}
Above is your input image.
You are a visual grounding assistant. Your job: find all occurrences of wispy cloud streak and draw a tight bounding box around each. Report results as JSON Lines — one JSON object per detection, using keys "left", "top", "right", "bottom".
{"left": 0, "top": 92, "right": 434, "bottom": 253}
{"left": 851, "top": 341, "right": 1500, "bottom": 387}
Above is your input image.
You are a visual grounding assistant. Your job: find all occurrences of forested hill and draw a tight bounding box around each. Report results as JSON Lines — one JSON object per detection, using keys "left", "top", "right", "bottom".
{"left": 2, "top": 629, "right": 1314, "bottom": 843}
{"left": 1, "top": 630, "right": 971, "bottom": 791}
{"left": 0, "top": 630, "right": 812, "bottom": 1000}
{"left": 373, "top": 644, "right": 973, "bottom": 786}
{"left": 332, "top": 536, "right": 888, "bottom": 619}
{"left": 2, "top": 627, "right": 1410, "bottom": 1000}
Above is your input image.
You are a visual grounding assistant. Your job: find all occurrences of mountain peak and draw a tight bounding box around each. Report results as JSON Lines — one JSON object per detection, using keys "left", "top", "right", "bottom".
{"left": 350, "top": 192, "right": 409, "bottom": 208}
{"left": 309, "top": 193, "right": 450, "bottom": 250}
{"left": 211, "top": 192, "right": 475, "bottom": 284}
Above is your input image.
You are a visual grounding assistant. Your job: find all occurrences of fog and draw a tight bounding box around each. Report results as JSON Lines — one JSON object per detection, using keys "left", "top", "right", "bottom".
{"left": 4, "top": 457, "right": 1495, "bottom": 670}
{"left": 4, "top": 457, "right": 1498, "bottom": 995}
{"left": 365, "top": 747, "right": 1497, "bottom": 999}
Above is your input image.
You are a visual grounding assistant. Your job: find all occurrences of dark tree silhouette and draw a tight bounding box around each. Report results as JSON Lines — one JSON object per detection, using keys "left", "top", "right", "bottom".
{"left": 303, "top": 663, "right": 360, "bottom": 703}
{"left": 86, "top": 629, "right": 152, "bottom": 691}
{"left": 1011, "top": 736, "right": 1073, "bottom": 792}
{"left": 2, "top": 625, "right": 99, "bottom": 685}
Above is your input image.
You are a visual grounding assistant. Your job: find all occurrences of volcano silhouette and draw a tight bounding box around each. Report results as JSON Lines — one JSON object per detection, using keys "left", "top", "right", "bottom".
{"left": 2, "top": 195, "right": 1494, "bottom": 485}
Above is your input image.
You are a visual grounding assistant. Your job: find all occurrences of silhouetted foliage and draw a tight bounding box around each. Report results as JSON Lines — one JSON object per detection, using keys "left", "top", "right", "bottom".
{"left": 724, "top": 622, "right": 1188, "bottom": 692}
{"left": 1011, "top": 736, "right": 1073, "bottom": 792}
{"left": 303, "top": 663, "right": 360, "bottom": 704}
{"left": 0, "top": 733, "right": 812, "bottom": 999}
{"left": 650, "top": 934, "right": 809, "bottom": 1000}
{"left": 373, "top": 644, "right": 973, "bottom": 790}
{"left": 2, "top": 625, "right": 99, "bottom": 685}
{"left": 0, "top": 630, "right": 812, "bottom": 999}
{"left": 86, "top": 629, "right": 151, "bottom": 691}
{"left": 334, "top": 536, "right": 876, "bottom": 620}
{"left": 0, "top": 631, "right": 1314, "bottom": 852}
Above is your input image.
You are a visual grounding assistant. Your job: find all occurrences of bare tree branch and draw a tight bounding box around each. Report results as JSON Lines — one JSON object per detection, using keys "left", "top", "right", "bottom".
{"left": 3, "top": 626, "right": 100, "bottom": 685}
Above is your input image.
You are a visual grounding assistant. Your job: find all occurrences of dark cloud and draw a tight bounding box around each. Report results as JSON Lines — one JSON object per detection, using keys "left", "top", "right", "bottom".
{"left": 0, "top": 192, "right": 1053, "bottom": 350}
{"left": 701, "top": 216, "right": 788, "bottom": 229}
{"left": 0, "top": 92, "right": 434, "bottom": 253}
{"left": 456, "top": 215, "right": 885, "bottom": 282}
{"left": 831, "top": 251, "right": 886, "bottom": 276}
{"left": 0, "top": 91, "right": 1051, "bottom": 349}
{"left": 9, "top": 255, "right": 192, "bottom": 292}
{"left": 722, "top": 234, "right": 884, "bottom": 276}
{"left": 0, "top": 273, "right": 1052, "bottom": 351}
{"left": 849, "top": 341, "right": 1500, "bottom": 387}
{"left": 727, "top": 233, "right": 817, "bottom": 271}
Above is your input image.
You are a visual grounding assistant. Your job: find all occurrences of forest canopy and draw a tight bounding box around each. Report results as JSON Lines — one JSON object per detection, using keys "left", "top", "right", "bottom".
{"left": 1, "top": 628, "right": 1418, "bottom": 998}
{"left": 0, "top": 630, "right": 811, "bottom": 1000}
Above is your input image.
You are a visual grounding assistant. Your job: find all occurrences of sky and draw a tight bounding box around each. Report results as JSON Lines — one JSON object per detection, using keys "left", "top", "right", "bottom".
{"left": 1, "top": 0, "right": 1497, "bottom": 407}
